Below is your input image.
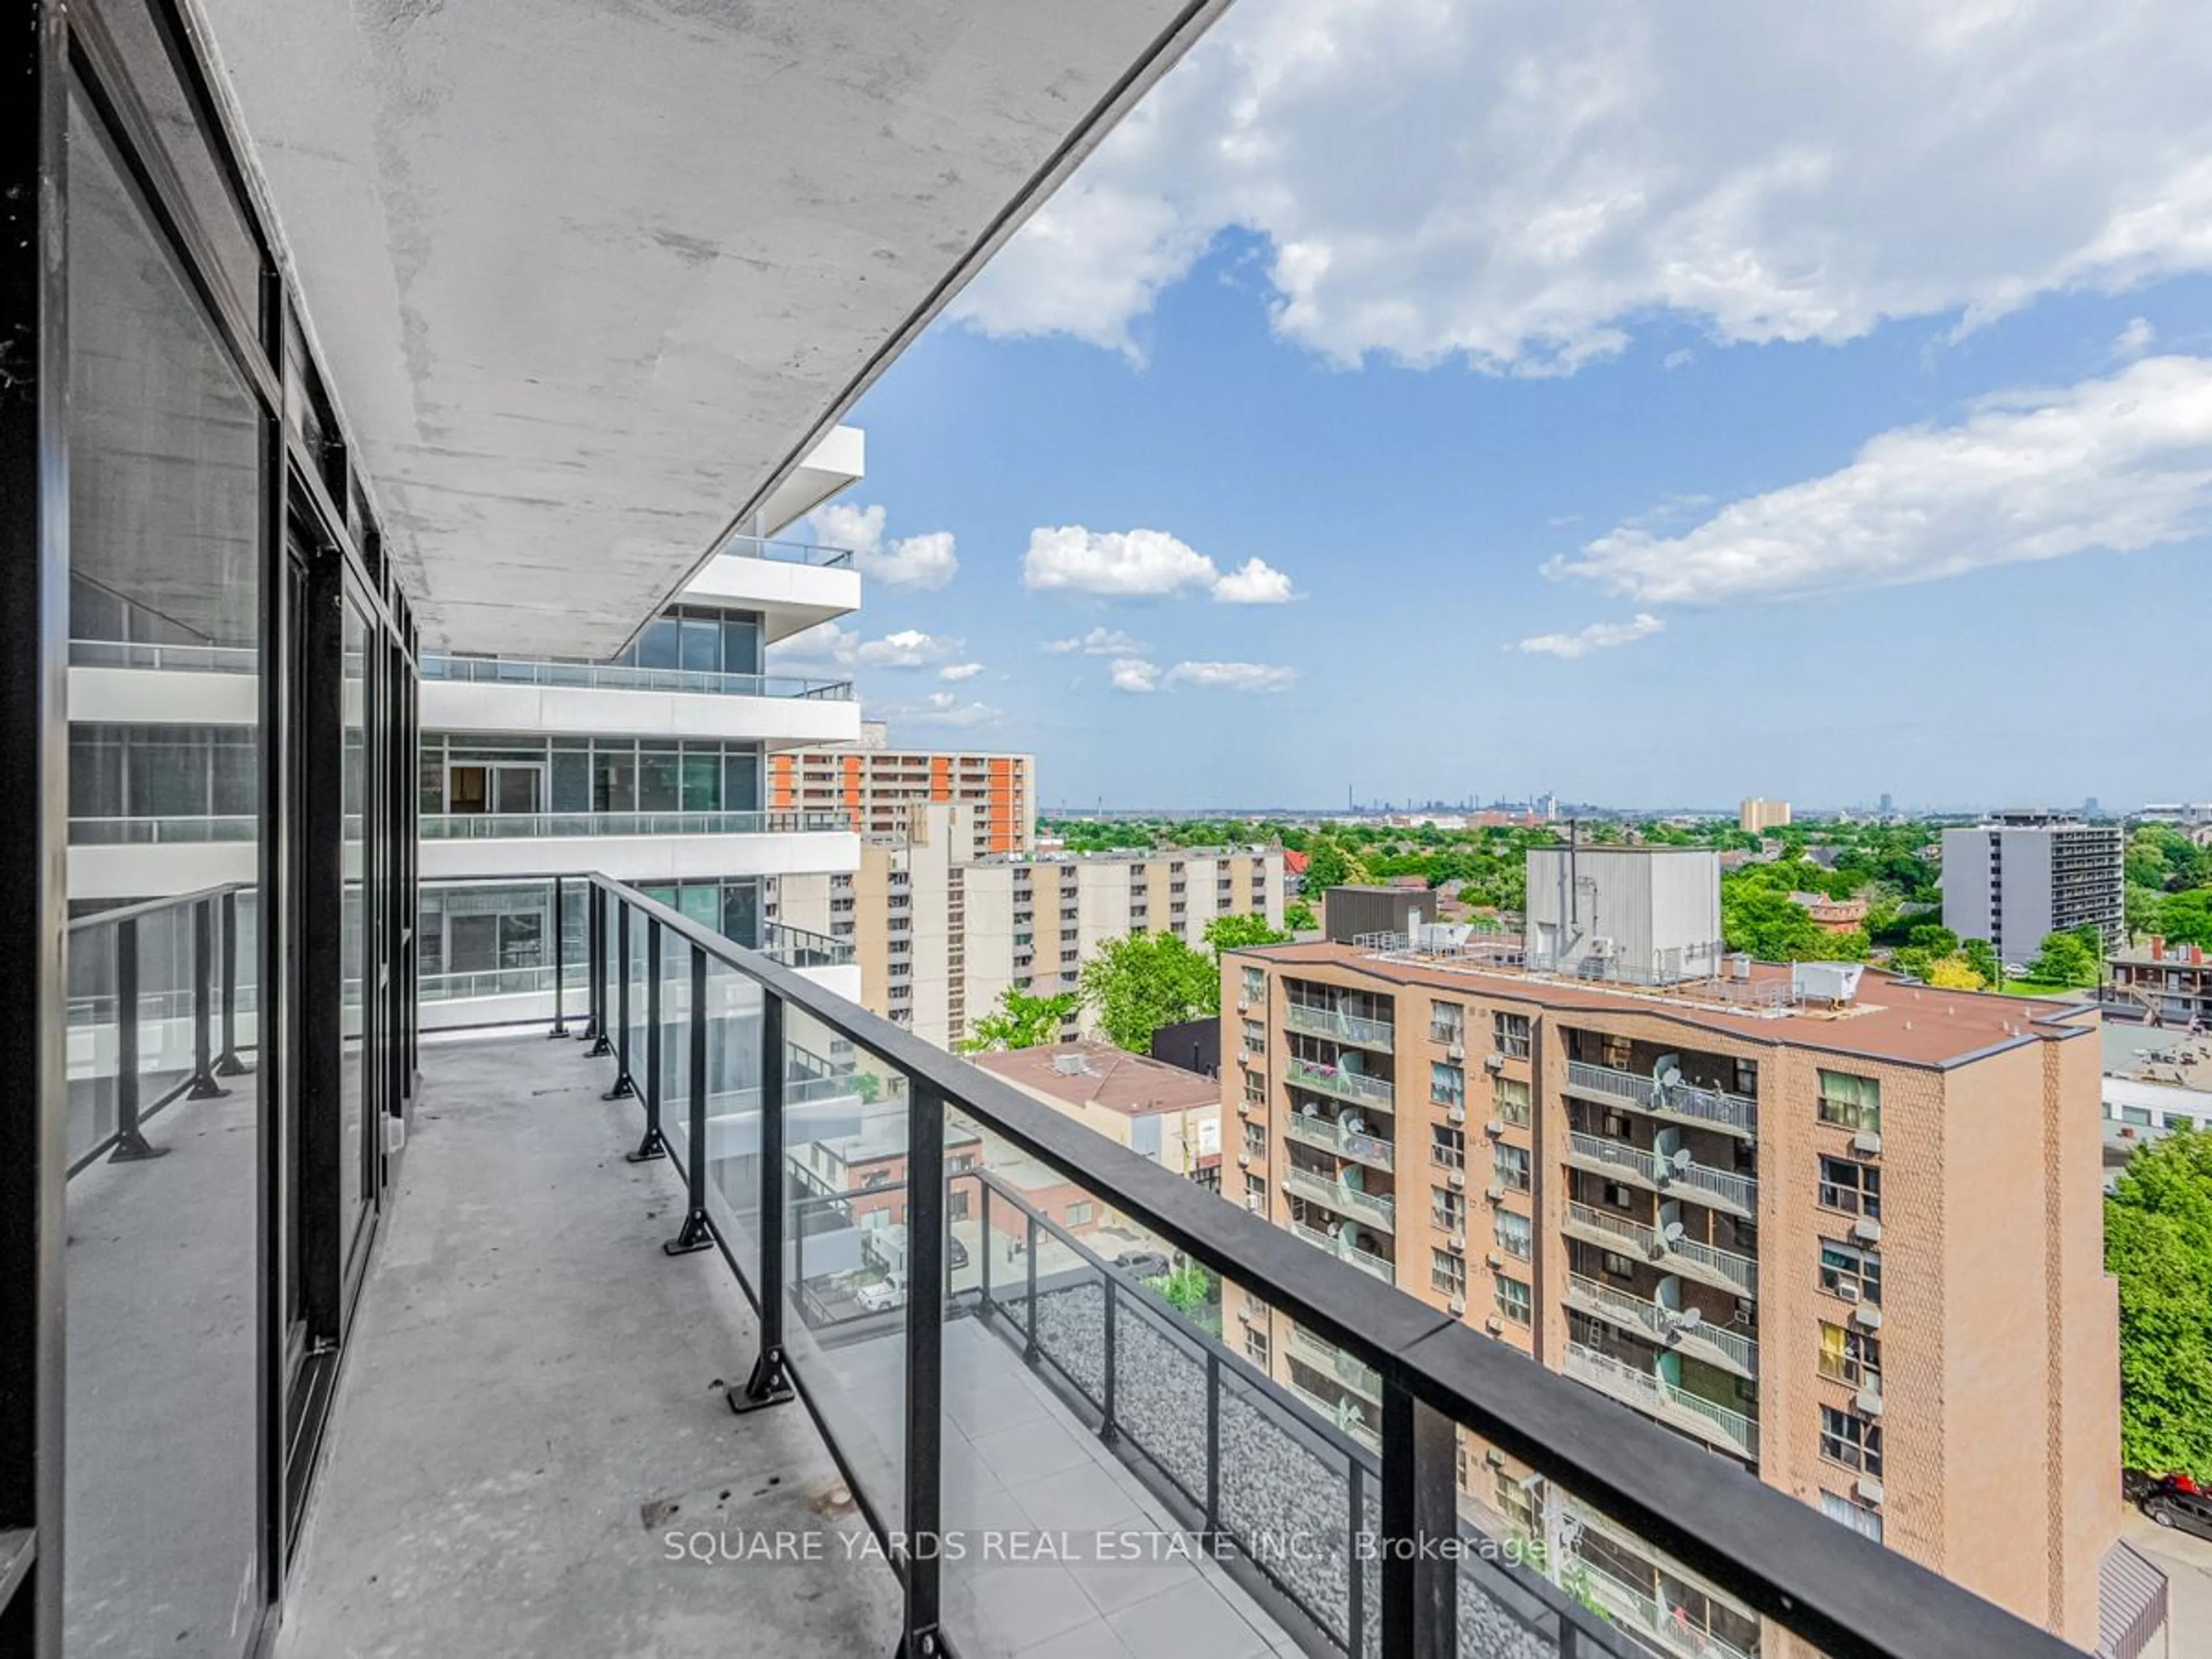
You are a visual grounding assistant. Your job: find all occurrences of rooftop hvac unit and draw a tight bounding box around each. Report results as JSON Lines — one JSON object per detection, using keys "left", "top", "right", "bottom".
{"left": 1729, "top": 953, "right": 1753, "bottom": 980}
{"left": 1589, "top": 937, "right": 1617, "bottom": 958}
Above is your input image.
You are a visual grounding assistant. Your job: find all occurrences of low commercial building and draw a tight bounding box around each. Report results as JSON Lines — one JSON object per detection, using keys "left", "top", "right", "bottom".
{"left": 968, "top": 1040, "right": 1219, "bottom": 1179}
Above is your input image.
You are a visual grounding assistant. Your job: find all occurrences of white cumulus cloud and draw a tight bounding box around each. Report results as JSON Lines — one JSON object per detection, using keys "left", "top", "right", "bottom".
{"left": 1044, "top": 626, "right": 1150, "bottom": 656}
{"left": 854, "top": 628, "right": 966, "bottom": 669}
{"left": 877, "top": 692, "right": 1002, "bottom": 729}
{"left": 1548, "top": 354, "right": 2212, "bottom": 608}
{"left": 1108, "top": 658, "right": 1162, "bottom": 694}
{"left": 1022, "top": 526, "right": 1297, "bottom": 604}
{"left": 938, "top": 661, "right": 984, "bottom": 682}
{"left": 1515, "top": 614, "right": 1666, "bottom": 659}
{"left": 953, "top": 1, "right": 2212, "bottom": 372}
{"left": 2114, "top": 316, "right": 2157, "bottom": 359}
{"left": 807, "top": 502, "right": 959, "bottom": 590}
{"left": 766, "top": 620, "right": 858, "bottom": 670}
{"left": 1164, "top": 661, "right": 1298, "bottom": 692}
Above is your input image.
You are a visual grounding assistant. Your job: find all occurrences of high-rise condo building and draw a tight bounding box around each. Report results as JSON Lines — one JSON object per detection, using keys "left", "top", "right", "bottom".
{"left": 774, "top": 802, "right": 1283, "bottom": 1048}
{"left": 1942, "top": 810, "right": 2126, "bottom": 965}
{"left": 1739, "top": 798, "right": 1793, "bottom": 834}
{"left": 1221, "top": 850, "right": 2128, "bottom": 1656}
{"left": 769, "top": 720, "right": 1036, "bottom": 857}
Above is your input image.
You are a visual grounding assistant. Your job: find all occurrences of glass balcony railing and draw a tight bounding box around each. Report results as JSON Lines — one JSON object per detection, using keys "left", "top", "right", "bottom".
{"left": 1286, "top": 1054, "right": 1395, "bottom": 1111}
{"left": 1283, "top": 1162, "right": 1396, "bottom": 1231}
{"left": 419, "top": 809, "right": 850, "bottom": 839}
{"left": 1283, "top": 1001, "right": 1396, "bottom": 1051}
{"left": 70, "top": 815, "right": 259, "bottom": 845}
{"left": 717, "top": 532, "right": 855, "bottom": 568}
{"left": 418, "top": 653, "right": 853, "bottom": 699}
{"left": 1286, "top": 1321, "right": 1384, "bottom": 1403}
{"left": 69, "top": 637, "right": 259, "bottom": 673}
{"left": 1281, "top": 1107, "right": 1395, "bottom": 1171}
{"left": 760, "top": 921, "right": 855, "bottom": 969}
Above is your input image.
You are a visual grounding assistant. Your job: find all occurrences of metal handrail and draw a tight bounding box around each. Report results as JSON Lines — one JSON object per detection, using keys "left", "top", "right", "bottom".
{"left": 1285, "top": 1054, "right": 1395, "bottom": 1110}
{"left": 418, "top": 653, "right": 853, "bottom": 700}
{"left": 420, "top": 809, "right": 850, "bottom": 839}
{"left": 576, "top": 870, "right": 2084, "bottom": 1659}
{"left": 715, "top": 532, "right": 856, "bottom": 569}
{"left": 1283, "top": 1000, "right": 1396, "bottom": 1050}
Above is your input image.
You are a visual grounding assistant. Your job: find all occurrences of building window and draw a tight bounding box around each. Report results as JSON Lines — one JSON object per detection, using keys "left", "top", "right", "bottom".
{"left": 1494, "top": 1210, "right": 1532, "bottom": 1260}
{"left": 1432, "top": 1186, "right": 1466, "bottom": 1233}
{"left": 1244, "top": 1173, "right": 1267, "bottom": 1205}
{"left": 1243, "top": 1072, "right": 1267, "bottom": 1108}
{"left": 1819, "top": 1406, "right": 1883, "bottom": 1476}
{"left": 1496, "top": 1471, "right": 1537, "bottom": 1535}
{"left": 1493, "top": 1011, "right": 1532, "bottom": 1059}
{"left": 1818, "top": 1155, "right": 1882, "bottom": 1218}
{"left": 1066, "top": 1202, "right": 1094, "bottom": 1228}
{"left": 1600, "top": 1033, "right": 1633, "bottom": 1071}
{"left": 1493, "top": 1076, "right": 1531, "bottom": 1126}
{"left": 1820, "top": 1490, "right": 1883, "bottom": 1543}
{"left": 1817, "top": 1070, "right": 1882, "bottom": 1132}
{"left": 1819, "top": 1239, "right": 1883, "bottom": 1305}
{"left": 1431, "top": 1124, "right": 1465, "bottom": 1171}
{"left": 1430, "top": 1000, "right": 1465, "bottom": 1045}
{"left": 1431, "top": 1249, "right": 1467, "bottom": 1298}
{"left": 1819, "top": 1322, "right": 1882, "bottom": 1392}
{"left": 1431, "top": 1062, "right": 1465, "bottom": 1109}
{"left": 1241, "top": 965, "right": 1266, "bottom": 1003}
{"left": 1245, "top": 1327, "right": 1270, "bottom": 1369}
{"left": 1495, "top": 1274, "right": 1532, "bottom": 1325}
{"left": 1493, "top": 1144, "right": 1531, "bottom": 1192}
{"left": 1242, "top": 1122, "right": 1267, "bottom": 1158}
{"left": 1242, "top": 1019, "right": 1266, "bottom": 1056}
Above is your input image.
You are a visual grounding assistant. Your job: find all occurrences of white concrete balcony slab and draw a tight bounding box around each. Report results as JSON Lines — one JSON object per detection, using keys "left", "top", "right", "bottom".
{"left": 419, "top": 666, "right": 860, "bottom": 748}
{"left": 419, "top": 818, "right": 859, "bottom": 884}
{"left": 681, "top": 542, "right": 863, "bottom": 645}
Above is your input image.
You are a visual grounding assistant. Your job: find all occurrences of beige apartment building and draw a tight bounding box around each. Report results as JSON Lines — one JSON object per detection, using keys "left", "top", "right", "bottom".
{"left": 772, "top": 802, "right": 1285, "bottom": 1048}
{"left": 1740, "top": 797, "right": 1793, "bottom": 834}
{"left": 767, "top": 722, "right": 1035, "bottom": 857}
{"left": 1220, "top": 929, "right": 2124, "bottom": 1658}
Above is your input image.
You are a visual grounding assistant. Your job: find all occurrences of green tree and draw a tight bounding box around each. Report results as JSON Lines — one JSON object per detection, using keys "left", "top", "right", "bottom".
{"left": 1204, "top": 913, "right": 1290, "bottom": 952}
{"left": 1284, "top": 899, "right": 1319, "bottom": 933}
{"left": 1960, "top": 937, "right": 2002, "bottom": 985}
{"left": 2025, "top": 930, "right": 2100, "bottom": 988}
{"left": 1923, "top": 955, "right": 1986, "bottom": 991}
{"left": 1719, "top": 887, "right": 1831, "bottom": 961}
{"left": 1079, "top": 931, "right": 1220, "bottom": 1052}
{"left": 1303, "top": 839, "right": 1354, "bottom": 891}
{"left": 956, "top": 987, "right": 1079, "bottom": 1053}
{"left": 2107, "top": 1128, "right": 2212, "bottom": 1479}
{"left": 2159, "top": 889, "right": 2212, "bottom": 949}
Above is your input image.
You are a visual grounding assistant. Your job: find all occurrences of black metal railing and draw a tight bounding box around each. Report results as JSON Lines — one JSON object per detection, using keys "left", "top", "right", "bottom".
{"left": 65, "top": 885, "right": 253, "bottom": 1175}
{"left": 556, "top": 871, "right": 2084, "bottom": 1659}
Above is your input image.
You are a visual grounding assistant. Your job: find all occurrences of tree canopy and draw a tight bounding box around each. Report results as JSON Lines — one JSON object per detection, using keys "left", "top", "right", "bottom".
{"left": 1203, "top": 913, "right": 1291, "bottom": 952}
{"left": 956, "top": 987, "right": 1078, "bottom": 1054}
{"left": 2025, "top": 930, "right": 2101, "bottom": 987}
{"left": 2108, "top": 1127, "right": 2212, "bottom": 1479}
{"left": 1079, "top": 932, "right": 1221, "bottom": 1052}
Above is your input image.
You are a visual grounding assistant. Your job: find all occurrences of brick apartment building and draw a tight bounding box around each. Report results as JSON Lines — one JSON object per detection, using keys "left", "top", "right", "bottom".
{"left": 1219, "top": 882, "right": 2126, "bottom": 1657}
{"left": 767, "top": 721, "right": 1035, "bottom": 857}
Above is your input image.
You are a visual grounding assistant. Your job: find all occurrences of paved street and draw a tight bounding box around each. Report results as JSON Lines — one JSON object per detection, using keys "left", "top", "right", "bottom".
{"left": 2123, "top": 1508, "right": 2212, "bottom": 1654}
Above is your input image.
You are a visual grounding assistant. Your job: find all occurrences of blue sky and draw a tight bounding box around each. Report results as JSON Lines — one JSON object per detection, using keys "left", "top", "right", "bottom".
{"left": 772, "top": 2, "right": 2212, "bottom": 814}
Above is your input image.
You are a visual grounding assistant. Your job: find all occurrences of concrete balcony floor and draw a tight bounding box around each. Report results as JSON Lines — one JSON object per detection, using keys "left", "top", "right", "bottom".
{"left": 279, "top": 1032, "right": 1294, "bottom": 1658}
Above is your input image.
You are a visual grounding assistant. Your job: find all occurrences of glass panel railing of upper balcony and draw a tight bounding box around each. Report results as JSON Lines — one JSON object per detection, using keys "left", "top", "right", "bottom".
{"left": 419, "top": 808, "right": 850, "bottom": 839}
{"left": 718, "top": 532, "right": 855, "bottom": 568}
{"left": 1283, "top": 998, "right": 1396, "bottom": 1051}
{"left": 70, "top": 815, "right": 259, "bottom": 844}
{"left": 418, "top": 652, "right": 852, "bottom": 700}
{"left": 69, "top": 638, "right": 260, "bottom": 673}
{"left": 760, "top": 921, "right": 854, "bottom": 969}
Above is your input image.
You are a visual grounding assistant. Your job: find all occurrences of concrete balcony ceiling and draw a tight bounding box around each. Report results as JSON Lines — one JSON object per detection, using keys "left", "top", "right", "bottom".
{"left": 197, "top": 0, "right": 1232, "bottom": 654}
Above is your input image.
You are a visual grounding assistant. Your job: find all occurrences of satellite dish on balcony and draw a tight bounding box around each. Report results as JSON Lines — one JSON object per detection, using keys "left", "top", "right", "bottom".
{"left": 1343, "top": 1113, "right": 1366, "bottom": 1135}
{"left": 1658, "top": 1066, "right": 1685, "bottom": 1090}
{"left": 1661, "top": 1221, "right": 1685, "bottom": 1245}
{"left": 1674, "top": 1306, "right": 1704, "bottom": 1331}
{"left": 1669, "top": 1147, "right": 1694, "bottom": 1175}
{"left": 1300, "top": 1100, "right": 1319, "bottom": 1118}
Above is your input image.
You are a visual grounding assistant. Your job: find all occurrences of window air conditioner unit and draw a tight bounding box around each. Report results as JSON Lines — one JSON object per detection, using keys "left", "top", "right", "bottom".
{"left": 1484, "top": 1054, "right": 1506, "bottom": 1073}
{"left": 1237, "top": 1153, "right": 1251, "bottom": 1169}
{"left": 1448, "top": 1104, "right": 1467, "bottom": 1125}
{"left": 1483, "top": 1119, "right": 1502, "bottom": 1137}
{"left": 1448, "top": 1233, "right": 1465, "bottom": 1253}
{"left": 1856, "top": 1388, "right": 1883, "bottom": 1418}
{"left": 1855, "top": 1476, "right": 1884, "bottom": 1506}
{"left": 1238, "top": 1050, "right": 1252, "bottom": 1067}
{"left": 1237, "top": 1305, "right": 1252, "bottom": 1324}
{"left": 1852, "top": 1131, "right": 1883, "bottom": 1156}
{"left": 1484, "top": 1183, "right": 1505, "bottom": 1203}
{"left": 1484, "top": 1448, "right": 1506, "bottom": 1471}
{"left": 1236, "top": 1101, "right": 1251, "bottom": 1118}
{"left": 1449, "top": 1171, "right": 1465, "bottom": 1191}
{"left": 1448, "top": 1298, "right": 1467, "bottom": 1317}
{"left": 1484, "top": 1315, "right": 1505, "bottom": 1335}
{"left": 1243, "top": 1195, "right": 1263, "bottom": 1213}
{"left": 1853, "top": 1305, "right": 1883, "bottom": 1330}
{"left": 1448, "top": 1042, "right": 1465, "bottom": 1061}
{"left": 1853, "top": 1218, "right": 1883, "bottom": 1244}
{"left": 1833, "top": 1281, "right": 1859, "bottom": 1303}
{"left": 1237, "top": 997, "right": 1251, "bottom": 1012}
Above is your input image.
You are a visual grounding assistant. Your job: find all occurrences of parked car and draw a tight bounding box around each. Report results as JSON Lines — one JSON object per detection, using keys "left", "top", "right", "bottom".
{"left": 1113, "top": 1249, "right": 1172, "bottom": 1282}
{"left": 2141, "top": 1478, "right": 2212, "bottom": 1541}
{"left": 948, "top": 1236, "right": 969, "bottom": 1272}
{"left": 857, "top": 1275, "right": 906, "bottom": 1313}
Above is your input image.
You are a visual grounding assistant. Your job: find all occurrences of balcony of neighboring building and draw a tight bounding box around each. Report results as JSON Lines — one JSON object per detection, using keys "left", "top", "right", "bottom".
{"left": 1563, "top": 1100, "right": 1758, "bottom": 1221}
{"left": 1562, "top": 1317, "right": 1760, "bottom": 1464}
{"left": 1560, "top": 1181, "right": 1759, "bottom": 1302}
{"left": 1282, "top": 981, "right": 1396, "bottom": 1053}
{"left": 1281, "top": 1149, "right": 1396, "bottom": 1235}
{"left": 1560, "top": 1031, "right": 1759, "bottom": 1141}
{"left": 1283, "top": 1034, "right": 1396, "bottom": 1114}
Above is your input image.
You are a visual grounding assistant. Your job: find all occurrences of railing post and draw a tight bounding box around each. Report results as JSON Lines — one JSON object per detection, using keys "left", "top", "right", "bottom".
{"left": 546, "top": 874, "right": 570, "bottom": 1038}
{"left": 665, "top": 944, "right": 714, "bottom": 1255}
{"left": 1380, "top": 1378, "right": 1457, "bottom": 1659}
{"left": 214, "top": 888, "right": 248, "bottom": 1075}
{"left": 644, "top": 918, "right": 662, "bottom": 1115}
{"left": 1026, "top": 1212, "right": 1044, "bottom": 1362}
{"left": 108, "top": 918, "right": 165, "bottom": 1163}
{"left": 603, "top": 899, "right": 637, "bottom": 1100}
{"left": 898, "top": 1079, "right": 945, "bottom": 1658}
{"left": 1348, "top": 1459, "right": 1366, "bottom": 1655}
{"left": 1100, "top": 1275, "right": 1119, "bottom": 1445}
{"left": 976, "top": 1182, "right": 992, "bottom": 1320}
{"left": 621, "top": 911, "right": 661, "bottom": 1153}
{"left": 1204, "top": 1351, "right": 1222, "bottom": 1537}
{"left": 585, "top": 883, "right": 612, "bottom": 1055}
{"left": 732, "top": 993, "right": 794, "bottom": 1412}
{"left": 183, "top": 896, "right": 228, "bottom": 1100}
